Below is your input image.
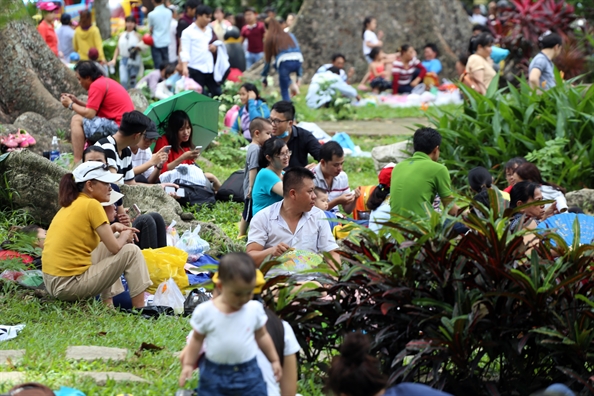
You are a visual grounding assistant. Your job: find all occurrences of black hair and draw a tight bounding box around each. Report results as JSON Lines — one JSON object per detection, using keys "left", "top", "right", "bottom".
{"left": 271, "top": 100, "right": 296, "bottom": 121}
{"left": 184, "top": 0, "right": 199, "bottom": 11}
{"left": 369, "top": 47, "right": 383, "bottom": 61}
{"left": 472, "top": 24, "right": 490, "bottom": 33}
{"left": 153, "top": 0, "right": 163, "bottom": 4}
{"left": 458, "top": 53, "right": 469, "bottom": 66}
{"left": 218, "top": 252, "right": 256, "bottom": 284}
{"left": 505, "top": 157, "right": 527, "bottom": 172}
{"left": 319, "top": 141, "right": 344, "bottom": 162}
{"left": 283, "top": 167, "right": 315, "bottom": 197}
{"left": 469, "top": 32, "right": 494, "bottom": 54}
{"left": 413, "top": 127, "right": 441, "bottom": 155}
{"left": 400, "top": 44, "right": 411, "bottom": 53}
{"left": 424, "top": 43, "right": 439, "bottom": 57}
{"left": 468, "top": 166, "right": 493, "bottom": 193}
{"left": 367, "top": 185, "right": 389, "bottom": 211}
{"left": 264, "top": 6, "right": 276, "bottom": 14}
{"left": 509, "top": 181, "right": 541, "bottom": 208}
{"left": 196, "top": 4, "right": 212, "bottom": 16}
{"left": 124, "top": 15, "right": 136, "bottom": 24}
{"left": 82, "top": 146, "right": 107, "bottom": 163}
{"left": 539, "top": 32, "right": 563, "bottom": 49}
{"left": 119, "top": 110, "right": 151, "bottom": 136}
{"left": 362, "top": 16, "right": 374, "bottom": 38}
{"left": 244, "top": 7, "right": 256, "bottom": 13}
{"left": 314, "top": 187, "right": 328, "bottom": 196}
{"left": 240, "top": 83, "right": 263, "bottom": 110}
{"left": 474, "top": 190, "right": 491, "bottom": 208}
{"left": 165, "top": 110, "right": 193, "bottom": 152}
{"left": 214, "top": 6, "right": 224, "bottom": 13}
{"left": 328, "top": 66, "right": 341, "bottom": 75}
{"left": 472, "top": 4, "right": 482, "bottom": 10}
{"left": 259, "top": 137, "right": 286, "bottom": 169}
{"left": 514, "top": 162, "right": 566, "bottom": 194}
{"left": 249, "top": 117, "right": 272, "bottom": 136}
{"left": 74, "top": 60, "right": 103, "bottom": 81}
{"left": 332, "top": 53, "right": 346, "bottom": 62}
{"left": 224, "top": 26, "right": 240, "bottom": 40}
{"left": 60, "top": 13, "right": 71, "bottom": 25}
{"left": 160, "top": 63, "right": 176, "bottom": 78}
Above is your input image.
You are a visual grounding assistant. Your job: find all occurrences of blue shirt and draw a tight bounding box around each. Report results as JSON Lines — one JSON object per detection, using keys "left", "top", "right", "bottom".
{"left": 529, "top": 52, "right": 556, "bottom": 90}
{"left": 422, "top": 59, "right": 442, "bottom": 74}
{"left": 252, "top": 168, "right": 283, "bottom": 216}
{"left": 148, "top": 4, "right": 172, "bottom": 48}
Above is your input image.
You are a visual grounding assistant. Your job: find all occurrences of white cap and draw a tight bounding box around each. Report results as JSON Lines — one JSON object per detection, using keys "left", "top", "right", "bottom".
{"left": 100, "top": 191, "right": 124, "bottom": 207}
{"left": 73, "top": 161, "right": 123, "bottom": 184}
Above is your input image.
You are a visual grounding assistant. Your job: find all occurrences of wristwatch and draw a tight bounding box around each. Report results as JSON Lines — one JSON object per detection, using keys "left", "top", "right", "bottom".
{"left": 68, "top": 102, "right": 74, "bottom": 110}
{"left": 156, "top": 164, "right": 163, "bottom": 170}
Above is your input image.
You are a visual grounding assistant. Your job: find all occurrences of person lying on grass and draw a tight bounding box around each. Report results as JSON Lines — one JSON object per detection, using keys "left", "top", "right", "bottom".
{"left": 42, "top": 161, "right": 152, "bottom": 308}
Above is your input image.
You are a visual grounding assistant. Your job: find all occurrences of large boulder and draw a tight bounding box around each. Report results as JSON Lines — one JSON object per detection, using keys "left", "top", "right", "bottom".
{"left": 566, "top": 189, "right": 594, "bottom": 213}
{"left": 371, "top": 140, "right": 412, "bottom": 172}
{"left": 128, "top": 89, "right": 150, "bottom": 113}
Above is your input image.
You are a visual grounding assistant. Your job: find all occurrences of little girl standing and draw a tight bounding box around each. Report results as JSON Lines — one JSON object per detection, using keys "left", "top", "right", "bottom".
{"left": 231, "top": 83, "right": 271, "bottom": 142}
{"left": 179, "top": 252, "right": 282, "bottom": 395}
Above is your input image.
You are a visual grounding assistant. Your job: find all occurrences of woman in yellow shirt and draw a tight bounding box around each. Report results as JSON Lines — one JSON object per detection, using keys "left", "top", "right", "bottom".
{"left": 42, "top": 161, "right": 151, "bottom": 308}
{"left": 73, "top": 10, "right": 105, "bottom": 61}
{"left": 466, "top": 32, "right": 496, "bottom": 95}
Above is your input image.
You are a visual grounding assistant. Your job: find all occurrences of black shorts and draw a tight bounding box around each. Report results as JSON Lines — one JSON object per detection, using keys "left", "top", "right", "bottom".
{"left": 242, "top": 198, "right": 253, "bottom": 223}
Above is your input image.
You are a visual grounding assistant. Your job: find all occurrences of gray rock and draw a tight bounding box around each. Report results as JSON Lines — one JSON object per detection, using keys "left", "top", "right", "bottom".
{"left": 77, "top": 371, "right": 148, "bottom": 385}
{"left": 66, "top": 346, "right": 128, "bottom": 362}
{"left": 12, "top": 111, "right": 59, "bottom": 156}
{"left": 0, "top": 350, "right": 25, "bottom": 365}
{"left": 0, "top": 371, "right": 25, "bottom": 383}
{"left": 129, "top": 88, "right": 149, "bottom": 113}
{"left": 566, "top": 189, "right": 594, "bottom": 213}
{"left": 371, "top": 140, "right": 412, "bottom": 172}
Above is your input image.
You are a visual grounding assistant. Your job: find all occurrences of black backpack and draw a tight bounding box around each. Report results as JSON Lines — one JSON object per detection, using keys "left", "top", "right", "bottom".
{"left": 174, "top": 179, "right": 216, "bottom": 207}
{"left": 217, "top": 169, "right": 245, "bottom": 203}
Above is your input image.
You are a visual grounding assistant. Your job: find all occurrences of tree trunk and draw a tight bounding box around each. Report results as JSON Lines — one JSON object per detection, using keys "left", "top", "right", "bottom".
{"left": 0, "top": 0, "right": 84, "bottom": 121}
{"left": 291, "top": 0, "right": 472, "bottom": 82}
{"left": 94, "top": 0, "right": 112, "bottom": 40}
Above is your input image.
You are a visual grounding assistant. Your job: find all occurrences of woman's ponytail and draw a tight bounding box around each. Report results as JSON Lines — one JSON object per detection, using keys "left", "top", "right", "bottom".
{"left": 58, "top": 173, "right": 83, "bottom": 207}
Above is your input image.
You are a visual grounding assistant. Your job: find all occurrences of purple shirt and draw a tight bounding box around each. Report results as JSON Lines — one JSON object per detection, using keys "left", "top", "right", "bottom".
{"left": 241, "top": 108, "right": 251, "bottom": 140}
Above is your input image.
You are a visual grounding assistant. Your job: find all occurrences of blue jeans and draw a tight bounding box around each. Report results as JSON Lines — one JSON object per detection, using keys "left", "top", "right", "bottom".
{"left": 151, "top": 46, "right": 169, "bottom": 70}
{"left": 198, "top": 357, "right": 267, "bottom": 396}
{"left": 278, "top": 60, "right": 302, "bottom": 102}
{"left": 119, "top": 57, "right": 140, "bottom": 89}
{"left": 245, "top": 51, "right": 263, "bottom": 69}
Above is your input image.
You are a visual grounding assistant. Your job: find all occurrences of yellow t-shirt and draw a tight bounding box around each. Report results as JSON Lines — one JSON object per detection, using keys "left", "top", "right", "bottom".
{"left": 42, "top": 193, "right": 109, "bottom": 277}
{"left": 466, "top": 54, "right": 496, "bottom": 90}
{"left": 73, "top": 26, "right": 106, "bottom": 61}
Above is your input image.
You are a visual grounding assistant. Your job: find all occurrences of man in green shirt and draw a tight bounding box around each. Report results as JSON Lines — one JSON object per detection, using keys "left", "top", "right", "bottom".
{"left": 390, "top": 128, "right": 460, "bottom": 218}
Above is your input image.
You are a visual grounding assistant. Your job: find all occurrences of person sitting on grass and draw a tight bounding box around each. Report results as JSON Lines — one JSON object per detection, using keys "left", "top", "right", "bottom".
{"left": 367, "top": 164, "right": 394, "bottom": 233}
{"left": 503, "top": 157, "right": 527, "bottom": 194}
{"left": 468, "top": 166, "right": 509, "bottom": 215}
{"left": 313, "top": 187, "right": 339, "bottom": 232}
{"left": 306, "top": 66, "right": 360, "bottom": 109}
{"left": 512, "top": 162, "right": 568, "bottom": 216}
{"left": 251, "top": 138, "right": 289, "bottom": 217}
{"left": 179, "top": 252, "right": 282, "bottom": 394}
{"left": 247, "top": 167, "right": 340, "bottom": 267}
{"left": 129, "top": 121, "right": 169, "bottom": 184}
{"left": 42, "top": 161, "right": 151, "bottom": 308}
{"left": 0, "top": 225, "right": 45, "bottom": 265}
{"left": 230, "top": 83, "right": 271, "bottom": 142}
{"left": 392, "top": 44, "right": 427, "bottom": 94}
{"left": 137, "top": 63, "right": 177, "bottom": 98}
{"left": 239, "top": 118, "right": 273, "bottom": 238}
{"left": 509, "top": 181, "right": 545, "bottom": 232}
{"left": 359, "top": 47, "right": 392, "bottom": 94}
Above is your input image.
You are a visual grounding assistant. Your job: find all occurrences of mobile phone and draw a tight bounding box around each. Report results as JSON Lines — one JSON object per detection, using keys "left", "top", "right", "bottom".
{"left": 165, "top": 186, "right": 176, "bottom": 194}
{"left": 177, "top": 188, "right": 186, "bottom": 197}
{"left": 162, "top": 145, "right": 172, "bottom": 153}
{"left": 129, "top": 204, "right": 141, "bottom": 219}
{"left": 194, "top": 146, "right": 202, "bottom": 151}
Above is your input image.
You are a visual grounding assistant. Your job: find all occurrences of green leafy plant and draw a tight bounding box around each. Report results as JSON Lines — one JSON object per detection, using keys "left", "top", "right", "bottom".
{"left": 314, "top": 80, "right": 355, "bottom": 121}
{"left": 524, "top": 137, "right": 570, "bottom": 181}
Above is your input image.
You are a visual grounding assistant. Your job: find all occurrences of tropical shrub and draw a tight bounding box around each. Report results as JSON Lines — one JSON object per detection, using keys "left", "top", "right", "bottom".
{"left": 264, "top": 198, "right": 594, "bottom": 395}
{"left": 427, "top": 75, "right": 594, "bottom": 191}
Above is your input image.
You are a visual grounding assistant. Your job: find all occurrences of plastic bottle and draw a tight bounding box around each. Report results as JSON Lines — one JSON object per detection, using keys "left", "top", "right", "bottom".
{"left": 49, "top": 136, "right": 60, "bottom": 162}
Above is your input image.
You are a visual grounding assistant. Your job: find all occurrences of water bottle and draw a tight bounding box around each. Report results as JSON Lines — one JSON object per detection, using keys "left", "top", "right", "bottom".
{"left": 49, "top": 136, "right": 60, "bottom": 162}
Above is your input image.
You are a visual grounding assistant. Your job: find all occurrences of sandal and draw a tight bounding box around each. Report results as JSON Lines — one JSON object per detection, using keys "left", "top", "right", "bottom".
{"left": 0, "top": 134, "right": 19, "bottom": 148}
{"left": 17, "top": 129, "right": 36, "bottom": 147}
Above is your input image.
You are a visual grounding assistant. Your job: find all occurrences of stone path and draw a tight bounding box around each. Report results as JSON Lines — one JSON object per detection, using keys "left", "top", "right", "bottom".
{"left": 0, "top": 346, "right": 148, "bottom": 386}
{"left": 315, "top": 118, "right": 427, "bottom": 136}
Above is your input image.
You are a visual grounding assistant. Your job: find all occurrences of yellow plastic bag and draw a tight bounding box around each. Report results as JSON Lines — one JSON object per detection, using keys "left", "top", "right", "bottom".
{"left": 142, "top": 246, "right": 189, "bottom": 294}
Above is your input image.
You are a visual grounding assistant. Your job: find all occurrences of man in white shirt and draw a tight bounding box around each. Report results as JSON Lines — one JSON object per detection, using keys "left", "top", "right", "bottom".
{"left": 180, "top": 5, "right": 221, "bottom": 97}
{"left": 147, "top": 0, "right": 172, "bottom": 69}
{"left": 247, "top": 167, "right": 340, "bottom": 267}
{"left": 469, "top": 5, "right": 488, "bottom": 25}
{"left": 130, "top": 121, "right": 168, "bottom": 183}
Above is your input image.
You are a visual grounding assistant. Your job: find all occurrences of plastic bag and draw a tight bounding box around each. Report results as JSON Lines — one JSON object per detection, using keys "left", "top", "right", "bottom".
{"left": 176, "top": 226, "right": 210, "bottom": 255}
{"left": 153, "top": 278, "right": 185, "bottom": 314}
{"left": 166, "top": 220, "right": 179, "bottom": 247}
{"left": 142, "top": 246, "right": 189, "bottom": 294}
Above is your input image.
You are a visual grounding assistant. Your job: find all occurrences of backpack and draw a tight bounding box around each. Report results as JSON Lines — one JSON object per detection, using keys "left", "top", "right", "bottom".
{"left": 174, "top": 180, "right": 216, "bottom": 208}
{"left": 216, "top": 169, "right": 245, "bottom": 203}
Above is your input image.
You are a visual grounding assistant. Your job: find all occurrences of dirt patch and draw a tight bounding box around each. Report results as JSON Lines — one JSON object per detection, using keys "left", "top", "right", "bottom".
{"left": 311, "top": 118, "right": 427, "bottom": 136}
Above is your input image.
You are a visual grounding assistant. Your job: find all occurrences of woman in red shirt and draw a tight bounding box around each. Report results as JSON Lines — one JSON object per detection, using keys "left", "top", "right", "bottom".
{"left": 154, "top": 110, "right": 201, "bottom": 174}
{"left": 37, "top": 3, "right": 59, "bottom": 56}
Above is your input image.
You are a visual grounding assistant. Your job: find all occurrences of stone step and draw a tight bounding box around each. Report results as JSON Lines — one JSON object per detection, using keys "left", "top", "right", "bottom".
{"left": 77, "top": 371, "right": 148, "bottom": 386}
{"left": 0, "top": 371, "right": 25, "bottom": 384}
{"left": 66, "top": 346, "right": 128, "bottom": 362}
{"left": 0, "top": 350, "right": 25, "bottom": 365}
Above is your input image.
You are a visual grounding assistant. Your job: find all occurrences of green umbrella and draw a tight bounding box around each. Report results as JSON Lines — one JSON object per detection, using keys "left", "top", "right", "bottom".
{"left": 143, "top": 90, "right": 220, "bottom": 149}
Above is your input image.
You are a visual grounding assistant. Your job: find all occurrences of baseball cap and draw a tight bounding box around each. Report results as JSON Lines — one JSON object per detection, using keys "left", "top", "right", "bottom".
{"left": 378, "top": 163, "right": 395, "bottom": 187}
{"left": 38, "top": 2, "right": 59, "bottom": 11}
{"left": 145, "top": 120, "right": 160, "bottom": 140}
{"left": 100, "top": 191, "right": 124, "bottom": 207}
{"left": 69, "top": 52, "right": 80, "bottom": 62}
{"left": 73, "top": 161, "right": 123, "bottom": 184}
{"left": 88, "top": 47, "right": 99, "bottom": 61}
{"left": 212, "top": 269, "right": 266, "bottom": 294}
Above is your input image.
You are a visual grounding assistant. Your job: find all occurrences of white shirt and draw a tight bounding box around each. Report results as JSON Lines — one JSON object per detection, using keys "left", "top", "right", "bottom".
{"left": 362, "top": 30, "right": 378, "bottom": 56}
{"left": 369, "top": 201, "right": 390, "bottom": 232}
{"left": 247, "top": 200, "right": 339, "bottom": 254}
{"left": 256, "top": 320, "right": 300, "bottom": 396}
{"left": 470, "top": 14, "right": 488, "bottom": 25}
{"left": 190, "top": 300, "right": 268, "bottom": 364}
{"left": 159, "top": 164, "right": 207, "bottom": 186}
{"left": 180, "top": 23, "right": 214, "bottom": 73}
{"left": 313, "top": 164, "right": 350, "bottom": 213}
{"left": 131, "top": 147, "right": 153, "bottom": 179}
{"left": 169, "top": 19, "right": 178, "bottom": 62}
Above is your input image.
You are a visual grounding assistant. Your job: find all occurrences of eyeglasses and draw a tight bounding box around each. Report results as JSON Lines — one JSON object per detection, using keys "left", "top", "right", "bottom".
{"left": 83, "top": 163, "right": 109, "bottom": 178}
{"left": 269, "top": 118, "right": 290, "bottom": 125}
{"left": 275, "top": 151, "right": 292, "bottom": 159}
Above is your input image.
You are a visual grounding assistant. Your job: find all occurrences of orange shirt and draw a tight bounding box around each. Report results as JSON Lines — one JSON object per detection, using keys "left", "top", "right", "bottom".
{"left": 38, "top": 20, "right": 58, "bottom": 56}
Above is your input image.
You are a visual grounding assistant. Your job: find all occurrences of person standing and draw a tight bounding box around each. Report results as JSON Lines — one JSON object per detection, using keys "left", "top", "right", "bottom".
{"left": 176, "top": 0, "right": 198, "bottom": 42}
{"left": 168, "top": 5, "right": 179, "bottom": 64}
{"left": 56, "top": 13, "right": 75, "bottom": 60}
{"left": 241, "top": 7, "right": 266, "bottom": 69}
{"left": 362, "top": 16, "right": 383, "bottom": 63}
{"left": 108, "top": 16, "right": 144, "bottom": 89}
{"left": 262, "top": 18, "right": 303, "bottom": 102}
{"left": 528, "top": 32, "right": 562, "bottom": 91}
{"left": 469, "top": 5, "right": 488, "bottom": 25}
{"left": 148, "top": 0, "right": 173, "bottom": 69}
{"left": 211, "top": 7, "right": 232, "bottom": 41}
{"left": 466, "top": 32, "right": 496, "bottom": 94}
{"left": 73, "top": 10, "right": 105, "bottom": 62}
{"left": 37, "top": 2, "right": 59, "bottom": 56}
{"left": 180, "top": 5, "right": 222, "bottom": 97}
